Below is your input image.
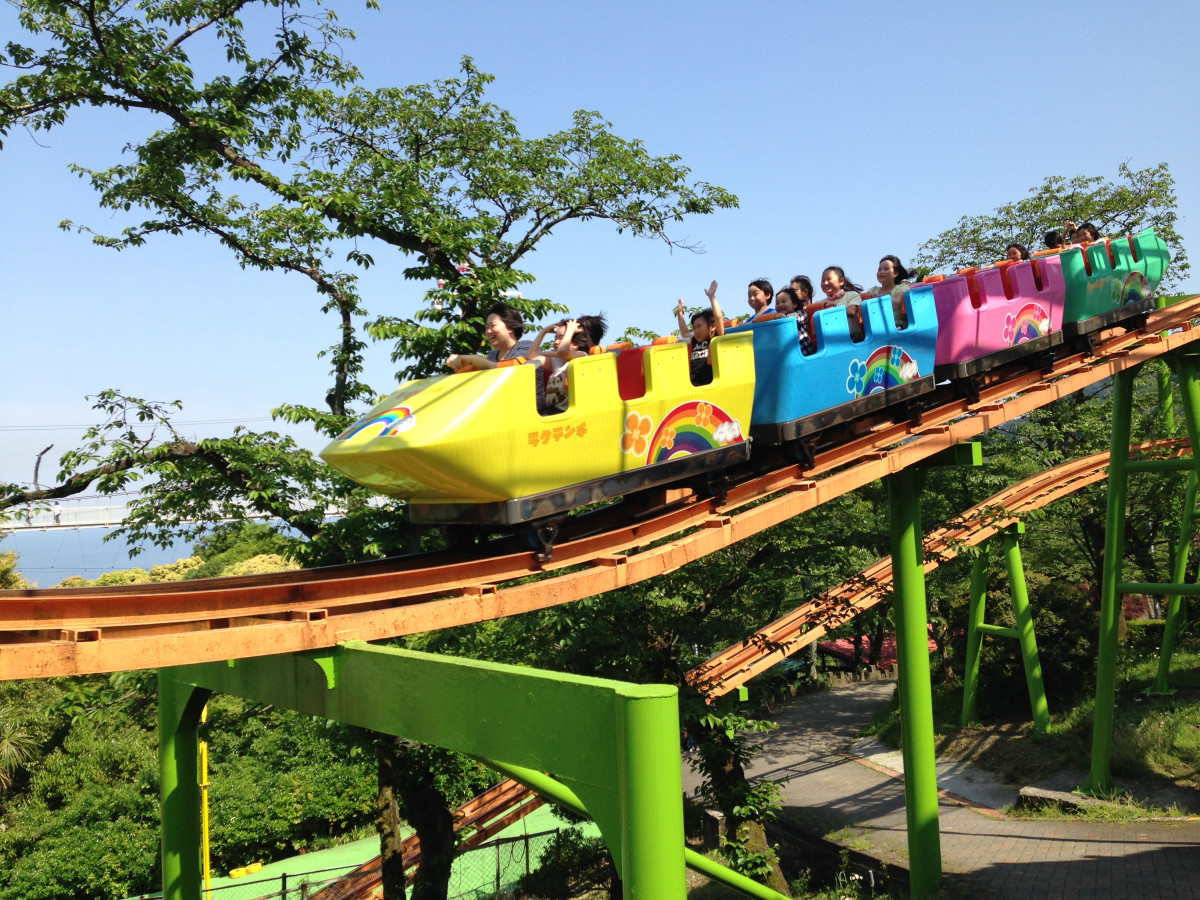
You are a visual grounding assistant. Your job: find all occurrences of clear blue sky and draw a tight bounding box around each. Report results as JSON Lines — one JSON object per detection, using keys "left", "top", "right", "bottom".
{"left": 4, "top": 0, "right": 1199, "bottom": 489}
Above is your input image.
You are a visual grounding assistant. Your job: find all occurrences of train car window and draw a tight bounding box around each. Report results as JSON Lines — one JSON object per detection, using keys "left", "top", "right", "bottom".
{"left": 995, "top": 261, "right": 1016, "bottom": 300}
{"left": 1030, "top": 258, "right": 1045, "bottom": 292}
{"left": 615, "top": 346, "right": 649, "bottom": 400}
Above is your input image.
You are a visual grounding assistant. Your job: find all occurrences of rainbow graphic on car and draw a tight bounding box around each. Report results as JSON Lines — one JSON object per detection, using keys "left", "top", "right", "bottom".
{"left": 620, "top": 401, "right": 744, "bottom": 464}
{"left": 846, "top": 345, "right": 920, "bottom": 399}
{"left": 336, "top": 405, "right": 416, "bottom": 440}
{"left": 1004, "top": 303, "right": 1052, "bottom": 346}
{"left": 1118, "top": 271, "right": 1152, "bottom": 307}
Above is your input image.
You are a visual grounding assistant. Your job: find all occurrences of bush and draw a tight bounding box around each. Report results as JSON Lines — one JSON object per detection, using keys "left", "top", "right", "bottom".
{"left": 186, "top": 523, "right": 293, "bottom": 579}
{"left": 94, "top": 568, "right": 151, "bottom": 586}
{"left": 148, "top": 557, "right": 204, "bottom": 581}
{"left": 0, "top": 719, "right": 161, "bottom": 900}
{"left": 1125, "top": 619, "right": 1166, "bottom": 655}
{"left": 516, "top": 827, "right": 615, "bottom": 899}
{"left": 949, "top": 574, "right": 1097, "bottom": 716}
{"left": 222, "top": 553, "right": 301, "bottom": 577}
{"left": 204, "top": 701, "right": 377, "bottom": 869}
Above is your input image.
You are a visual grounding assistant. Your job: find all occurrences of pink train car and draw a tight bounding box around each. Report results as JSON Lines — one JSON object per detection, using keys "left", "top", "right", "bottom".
{"left": 927, "top": 255, "right": 1066, "bottom": 379}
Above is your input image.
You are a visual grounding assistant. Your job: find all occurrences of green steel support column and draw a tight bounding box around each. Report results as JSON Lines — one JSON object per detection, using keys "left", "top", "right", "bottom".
{"left": 885, "top": 467, "right": 941, "bottom": 900}
{"left": 960, "top": 547, "right": 990, "bottom": 727}
{"left": 614, "top": 687, "right": 686, "bottom": 899}
{"left": 1152, "top": 355, "right": 1200, "bottom": 694}
{"left": 158, "top": 672, "right": 211, "bottom": 900}
{"left": 1001, "top": 524, "right": 1050, "bottom": 734}
{"left": 1083, "top": 366, "right": 1137, "bottom": 797}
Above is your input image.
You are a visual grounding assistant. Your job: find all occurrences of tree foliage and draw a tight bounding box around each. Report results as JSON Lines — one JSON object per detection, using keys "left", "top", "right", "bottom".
{"left": 2, "top": 0, "right": 735, "bottom": 392}
{"left": 0, "top": 545, "right": 29, "bottom": 590}
{"left": 0, "top": 672, "right": 380, "bottom": 900}
{"left": 914, "top": 162, "right": 1188, "bottom": 290}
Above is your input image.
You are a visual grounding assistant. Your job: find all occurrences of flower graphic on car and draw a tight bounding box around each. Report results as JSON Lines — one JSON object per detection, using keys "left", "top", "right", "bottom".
{"left": 1002, "top": 313, "right": 1016, "bottom": 343}
{"left": 621, "top": 412, "right": 654, "bottom": 456}
{"left": 846, "top": 359, "right": 867, "bottom": 396}
{"left": 695, "top": 402, "right": 714, "bottom": 430}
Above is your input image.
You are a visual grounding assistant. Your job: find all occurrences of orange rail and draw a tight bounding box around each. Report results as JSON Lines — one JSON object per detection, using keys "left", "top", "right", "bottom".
{"left": 309, "top": 779, "right": 544, "bottom": 900}
{"left": 1, "top": 297, "right": 1197, "bottom": 681}
{"left": 303, "top": 437, "right": 1192, "bottom": 898}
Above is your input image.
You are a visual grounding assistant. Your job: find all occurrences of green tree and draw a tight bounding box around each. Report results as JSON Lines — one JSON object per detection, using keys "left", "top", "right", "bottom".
{"left": 914, "top": 162, "right": 1188, "bottom": 289}
{"left": 0, "top": 712, "right": 37, "bottom": 792}
{"left": 0, "top": 544, "right": 28, "bottom": 590}
{"left": 2, "top": 2, "right": 734, "bottom": 393}
{"left": 2, "top": 5, "right": 738, "bottom": 897}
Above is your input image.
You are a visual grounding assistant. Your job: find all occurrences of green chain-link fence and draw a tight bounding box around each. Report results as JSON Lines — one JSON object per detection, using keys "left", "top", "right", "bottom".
{"left": 130, "top": 829, "right": 561, "bottom": 900}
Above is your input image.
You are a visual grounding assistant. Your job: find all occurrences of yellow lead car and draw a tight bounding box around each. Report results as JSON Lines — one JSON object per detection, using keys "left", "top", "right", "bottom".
{"left": 321, "top": 331, "right": 756, "bottom": 528}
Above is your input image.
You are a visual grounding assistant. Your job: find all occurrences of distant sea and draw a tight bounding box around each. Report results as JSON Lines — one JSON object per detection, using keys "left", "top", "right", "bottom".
{"left": 3, "top": 528, "right": 193, "bottom": 587}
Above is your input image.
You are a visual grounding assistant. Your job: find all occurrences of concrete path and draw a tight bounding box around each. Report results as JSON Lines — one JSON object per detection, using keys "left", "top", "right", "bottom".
{"left": 684, "top": 679, "right": 1200, "bottom": 899}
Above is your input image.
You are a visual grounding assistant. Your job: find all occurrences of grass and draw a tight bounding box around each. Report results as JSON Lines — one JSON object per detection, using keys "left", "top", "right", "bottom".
{"left": 1008, "top": 793, "right": 1189, "bottom": 822}
{"left": 861, "top": 635, "right": 1200, "bottom": 816}
{"left": 822, "top": 826, "right": 873, "bottom": 854}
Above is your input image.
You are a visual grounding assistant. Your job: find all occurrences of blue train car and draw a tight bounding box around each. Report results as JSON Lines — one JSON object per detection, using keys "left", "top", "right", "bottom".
{"left": 728, "top": 285, "right": 938, "bottom": 442}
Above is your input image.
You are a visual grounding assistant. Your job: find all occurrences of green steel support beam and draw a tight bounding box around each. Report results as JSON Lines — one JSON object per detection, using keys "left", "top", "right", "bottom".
{"left": 1119, "top": 582, "right": 1200, "bottom": 596}
{"left": 974, "top": 623, "right": 1019, "bottom": 639}
{"left": 1152, "top": 355, "right": 1200, "bottom": 694}
{"left": 1083, "top": 365, "right": 1139, "bottom": 797}
{"left": 1125, "top": 458, "right": 1198, "bottom": 473}
{"left": 1001, "top": 525, "right": 1050, "bottom": 734}
{"left": 959, "top": 525, "right": 1049, "bottom": 732}
{"left": 163, "top": 644, "right": 686, "bottom": 900}
{"left": 960, "top": 548, "right": 989, "bottom": 727}
{"left": 158, "top": 673, "right": 211, "bottom": 900}
{"left": 886, "top": 467, "right": 942, "bottom": 899}
{"left": 922, "top": 441, "right": 983, "bottom": 469}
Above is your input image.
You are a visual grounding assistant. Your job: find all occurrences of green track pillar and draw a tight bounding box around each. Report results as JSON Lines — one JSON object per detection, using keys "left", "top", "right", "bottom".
{"left": 1001, "top": 524, "right": 1050, "bottom": 734}
{"left": 614, "top": 688, "right": 686, "bottom": 898}
{"left": 158, "top": 671, "right": 211, "bottom": 900}
{"left": 1156, "top": 294, "right": 1177, "bottom": 436}
{"left": 1083, "top": 365, "right": 1138, "bottom": 797}
{"left": 960, "top": 546, "right": 990, "bottom": 727}
{"left": 886, "top": 466, "right": 942, "bottom": 900}
{"left": 1152, "top": 354, "right": 1200, "bottom": 694}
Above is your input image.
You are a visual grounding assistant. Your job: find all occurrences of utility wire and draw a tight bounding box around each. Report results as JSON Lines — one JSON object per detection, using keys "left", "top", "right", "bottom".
{"left": 1, "top": 417, "right": 275, "bottom": 431}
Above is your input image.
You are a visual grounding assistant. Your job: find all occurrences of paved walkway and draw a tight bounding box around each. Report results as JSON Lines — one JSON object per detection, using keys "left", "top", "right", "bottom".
{"left": 683, "top": 679, "right": 1200, "bottom": 899}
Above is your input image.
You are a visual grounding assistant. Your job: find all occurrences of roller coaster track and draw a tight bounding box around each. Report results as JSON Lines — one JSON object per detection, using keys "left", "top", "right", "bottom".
{"left": 1, "top": 296, "right": 1198, "bottom": 682}
{"left": 301, "top": 433, "right": 1194, "bottom": 900}
{"left": 688, "top": 436, "right": 1190, "bottom": 698}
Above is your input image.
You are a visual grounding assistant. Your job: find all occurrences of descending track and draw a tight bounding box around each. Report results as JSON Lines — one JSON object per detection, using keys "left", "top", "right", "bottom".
{"left": 294, "top": 437, "right": 1194, "bottom": 900}
{"left": 689, "top": 437, "right": 1190, "bottom": 697}
{"left": 1, "top": 297, "right": 1198, "bottom": 681}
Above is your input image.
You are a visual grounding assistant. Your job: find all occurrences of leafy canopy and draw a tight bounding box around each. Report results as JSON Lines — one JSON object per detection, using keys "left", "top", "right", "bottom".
{"left": 914, "top": 162, "right": 1188, "bottom": 290}
{"left": 2, "top": 1, "right": 735, "bottom": 387}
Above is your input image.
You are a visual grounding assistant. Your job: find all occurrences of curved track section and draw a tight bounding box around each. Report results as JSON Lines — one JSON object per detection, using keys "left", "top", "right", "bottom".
{"left": 689, "top": 437, "right": 1191, "bottom": 698}
{"left": 2, "top": 298, "right": 1198, "bottom": 680}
